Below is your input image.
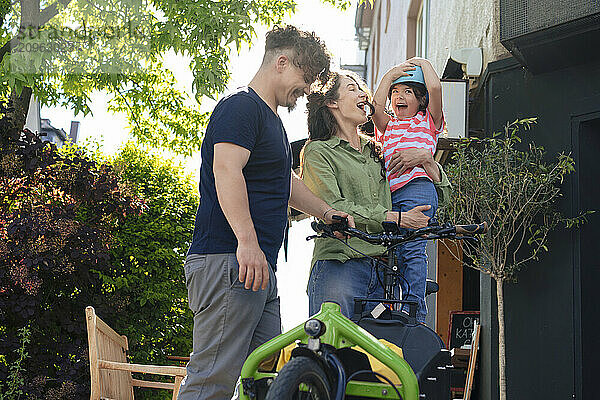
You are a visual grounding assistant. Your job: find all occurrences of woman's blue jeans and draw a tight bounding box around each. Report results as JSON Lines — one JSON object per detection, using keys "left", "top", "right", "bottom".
{"left": 391, "top": 177, "right": 438, "bottom": 323}
{"left": 308, "top": 257, "right": 386, "bottom": 319}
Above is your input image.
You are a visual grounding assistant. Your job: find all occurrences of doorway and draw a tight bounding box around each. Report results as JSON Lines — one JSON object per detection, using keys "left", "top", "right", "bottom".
{"left": 573, "top": 114, "right": 600, "bottom": 400}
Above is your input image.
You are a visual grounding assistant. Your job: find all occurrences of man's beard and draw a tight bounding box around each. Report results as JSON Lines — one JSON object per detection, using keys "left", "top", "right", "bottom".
{"left": 287, "top": 89, "right": 305, "bottom": 112}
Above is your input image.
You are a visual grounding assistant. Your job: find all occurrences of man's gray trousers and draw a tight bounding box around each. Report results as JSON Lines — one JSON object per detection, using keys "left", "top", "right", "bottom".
{"left": 177, "top": 253, "right": 281, "bottom": 400}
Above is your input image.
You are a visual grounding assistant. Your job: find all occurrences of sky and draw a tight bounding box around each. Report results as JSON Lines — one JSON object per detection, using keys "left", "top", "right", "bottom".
{"left": 42, "top": 0, "right": 360, "bottom": 332}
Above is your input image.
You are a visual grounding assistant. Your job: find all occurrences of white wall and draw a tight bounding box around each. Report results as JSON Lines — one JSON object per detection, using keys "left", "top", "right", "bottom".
{"left": 428, "top": 0, "right": 509, "bottom": 74}
{"left": 364, "top": 0, "right": 510, "bottom": 87}
{"left": 366, "top": 0, "right": 410, "bottom": 89}
{"left": 24, "top": 96, "right": 40, "bottom": 134}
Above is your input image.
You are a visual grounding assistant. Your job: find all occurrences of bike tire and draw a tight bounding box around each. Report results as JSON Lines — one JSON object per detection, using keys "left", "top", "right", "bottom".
{"left": 265, "top": 356, "right": 332, "bottom": 400}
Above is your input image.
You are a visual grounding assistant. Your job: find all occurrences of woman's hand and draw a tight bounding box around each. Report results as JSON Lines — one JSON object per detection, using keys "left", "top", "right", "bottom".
{"left": 388, "top": 148, "right": 431, "bottom": 175}
{"left": 386, "top": 206, "right": 431, "bottom": 229}
{"left": 400, "top": 205, "right": 431, "bottom": 229}
{"left": 388, "top": 148, "right": 441, "bottom": 182}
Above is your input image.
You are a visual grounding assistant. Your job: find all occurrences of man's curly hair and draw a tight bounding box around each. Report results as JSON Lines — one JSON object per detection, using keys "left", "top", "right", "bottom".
{"left": 264, "top": 25, "right": 331, "bottom": 86}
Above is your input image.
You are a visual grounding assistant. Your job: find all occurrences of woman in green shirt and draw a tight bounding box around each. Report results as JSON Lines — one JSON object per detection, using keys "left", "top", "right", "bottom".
{"left": 301, "top": 71, "right": 450, "bottom": 318}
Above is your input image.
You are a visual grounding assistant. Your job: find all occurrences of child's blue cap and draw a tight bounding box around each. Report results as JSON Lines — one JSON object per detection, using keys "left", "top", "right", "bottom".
{"left": 391, "top": 65, "right": 426, "bottom": 88}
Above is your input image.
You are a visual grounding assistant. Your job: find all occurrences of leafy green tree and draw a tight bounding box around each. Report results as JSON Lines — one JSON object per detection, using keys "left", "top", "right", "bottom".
{"left": 440, "top": 118, "right": 588, "bottom": 400}
{"left": 0, "top": 0, "right": 349, "bottom": 155}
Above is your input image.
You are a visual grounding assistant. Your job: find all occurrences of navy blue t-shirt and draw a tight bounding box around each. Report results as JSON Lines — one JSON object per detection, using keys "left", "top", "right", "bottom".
{"left": 188, "top": 87, "right": 292, "bottom": 269}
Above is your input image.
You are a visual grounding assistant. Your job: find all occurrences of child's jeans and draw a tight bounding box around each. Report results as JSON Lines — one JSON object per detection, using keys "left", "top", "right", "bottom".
{"left": 391, "top": 177, "right": 438, "bottom": 323}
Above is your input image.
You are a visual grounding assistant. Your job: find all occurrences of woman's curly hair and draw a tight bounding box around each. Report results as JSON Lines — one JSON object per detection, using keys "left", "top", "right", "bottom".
{"left": 304, "top": 71, "right": 387, "bottom": 177}
{"left": 265, "top": 25, "right": 331, "bottom": 85}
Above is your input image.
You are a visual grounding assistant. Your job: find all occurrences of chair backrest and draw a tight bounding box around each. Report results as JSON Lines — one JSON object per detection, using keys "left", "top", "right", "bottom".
{"left": 86, "top": 306, "right": 134, "bottom": 400}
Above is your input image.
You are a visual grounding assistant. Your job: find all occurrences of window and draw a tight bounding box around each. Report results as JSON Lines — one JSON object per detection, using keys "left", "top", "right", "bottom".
{"left": 415, "top": 0, "right": 428, "bottom": 57}
{"left": 407, "top": 0, "right": 428, "bottom": 58}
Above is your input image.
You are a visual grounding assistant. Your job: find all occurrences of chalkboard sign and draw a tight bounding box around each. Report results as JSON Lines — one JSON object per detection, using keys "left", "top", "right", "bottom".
{"left": 447, "top": 311, "right": 480, "bottom": 349}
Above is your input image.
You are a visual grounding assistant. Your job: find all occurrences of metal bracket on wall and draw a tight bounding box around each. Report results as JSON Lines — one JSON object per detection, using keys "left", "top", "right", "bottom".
{"left": 449, "top": 47, "right": 483, "bottom": 90}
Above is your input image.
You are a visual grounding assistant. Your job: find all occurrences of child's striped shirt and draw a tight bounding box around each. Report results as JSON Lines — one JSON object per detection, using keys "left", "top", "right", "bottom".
{"left": 375, "top": 109, "right": 445, "bottom": 192}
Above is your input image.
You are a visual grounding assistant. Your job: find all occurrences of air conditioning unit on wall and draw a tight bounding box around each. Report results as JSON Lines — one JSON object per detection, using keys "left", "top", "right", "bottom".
{"left": 500, "top": 0, "right": 600, "bottom": 74}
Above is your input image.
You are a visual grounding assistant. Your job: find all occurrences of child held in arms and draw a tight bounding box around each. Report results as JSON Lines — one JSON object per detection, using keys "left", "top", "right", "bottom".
{"left": 372, "top": 58, "right": 445, "bottom": 323}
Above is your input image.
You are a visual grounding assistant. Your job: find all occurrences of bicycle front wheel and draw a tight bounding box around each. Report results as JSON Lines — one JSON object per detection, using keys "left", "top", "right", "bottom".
{"left": 265, "top": 356, "right": 332, "bottom": 400}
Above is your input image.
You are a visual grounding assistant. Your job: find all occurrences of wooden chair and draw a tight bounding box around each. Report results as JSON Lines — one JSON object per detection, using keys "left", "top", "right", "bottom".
{"left": 85, "top": 306, "right": 187, "bottom": 400}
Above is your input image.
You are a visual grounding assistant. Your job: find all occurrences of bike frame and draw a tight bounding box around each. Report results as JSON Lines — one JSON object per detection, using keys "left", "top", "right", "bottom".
{"left": 238, "top": 220, "right": 486, "bottom": 400}
{"left": 238, "top": 302, "right": 419, "bottom": 400}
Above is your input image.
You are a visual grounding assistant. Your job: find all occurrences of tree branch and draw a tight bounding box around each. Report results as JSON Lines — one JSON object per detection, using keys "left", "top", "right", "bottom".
{"left": 1, "top": 0, "right": 72, "bottom": 63}
{"left": 39, "top": 0, "right": 73, "bottom": 26}
{"left": 0, "top": 37, "right": 21, "bottom": 62}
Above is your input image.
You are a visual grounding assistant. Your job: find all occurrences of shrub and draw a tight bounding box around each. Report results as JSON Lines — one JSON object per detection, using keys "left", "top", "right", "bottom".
{"left": 1, "top": 104, "right": 198, "bottom": 398}
{"left": 0, "top": 325, "right": 31, "bottom": 400}
{"left": 0, "top": 117, "right": 145, "bottom": 397}
{"left": 106, "top": 142, "right": 197, "bottom": 378}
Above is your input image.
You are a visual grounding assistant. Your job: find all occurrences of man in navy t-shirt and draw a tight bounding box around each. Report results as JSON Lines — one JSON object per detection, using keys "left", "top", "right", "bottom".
{"left": 178, "top": 26, "right": 353, "bottom": 400}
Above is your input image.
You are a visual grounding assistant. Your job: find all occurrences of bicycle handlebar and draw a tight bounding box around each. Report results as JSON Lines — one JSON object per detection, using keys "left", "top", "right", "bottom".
{"left": 310, "top": 216, "right": 487, "bottom": 246}
{"left": 455, "top": 222, "right": 488, "bottom": 235}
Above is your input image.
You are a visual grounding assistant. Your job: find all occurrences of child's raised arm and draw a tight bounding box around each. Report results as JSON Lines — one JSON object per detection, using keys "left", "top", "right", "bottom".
{"left": 372, "top": 63, "right": 415, "bottom": 134}
{"left": 407, "top": 57, "right": 443, "bottom": 130}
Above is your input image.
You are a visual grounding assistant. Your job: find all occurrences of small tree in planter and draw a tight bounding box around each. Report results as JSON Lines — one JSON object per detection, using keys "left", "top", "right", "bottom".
{"left": 439, "top": 118, "right": 588, "bottom": 400}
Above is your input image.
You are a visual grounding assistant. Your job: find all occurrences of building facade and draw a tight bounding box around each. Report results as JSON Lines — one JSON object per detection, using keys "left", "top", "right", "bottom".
{"left": 357, "top": 0, "right": 509, "bottom": 91}
{"left": 355, "top": 1, "right": 600, "bottom": 399}
{"left": 24, "top": 98, "right": 80, "bottom": 147}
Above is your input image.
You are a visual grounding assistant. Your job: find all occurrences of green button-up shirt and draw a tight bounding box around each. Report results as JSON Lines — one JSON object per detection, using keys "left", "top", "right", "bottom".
{"left": 302, "top": 134, "right": 451, "bottom": 267}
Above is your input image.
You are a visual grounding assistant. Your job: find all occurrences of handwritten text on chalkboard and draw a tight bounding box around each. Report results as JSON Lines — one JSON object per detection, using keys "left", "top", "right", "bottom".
{"left": 448, "top": 311, "right": 480, "bottom": 349}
